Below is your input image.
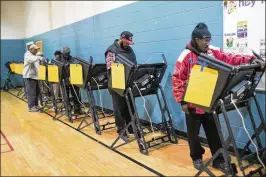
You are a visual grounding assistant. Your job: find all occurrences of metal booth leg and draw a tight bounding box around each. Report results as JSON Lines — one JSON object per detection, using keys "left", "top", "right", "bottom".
{"left": 110, "top": 88, "right": 148, "bottom": 155}
{"left": 77, "top": 83, "right": 101, "bottom": 135}
{"left": 61, "top": 80, "right": 72, "bottom": 123}
{"left": 195, "top": 100, "right": 238, "bottom": 177}
{"left": 157, "top": 85, "right": 178, "bottom": 144}
{"left": 127, "top": 88, "right": 149, "bottom": 155}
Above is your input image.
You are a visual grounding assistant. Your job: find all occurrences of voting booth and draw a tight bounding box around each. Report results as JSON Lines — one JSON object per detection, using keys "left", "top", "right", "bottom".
{"left": 77, "top": 57, "right": 115, "bottom": 135}
{"left": 47, "top": 60, "right": 72, "bottom": 121}
{"left": 14, "top": 63, "right": 24, "bottom": 75}
{"left": 110, "top": 54, "right": 177, "bottom": 155}
{"left": 48, "top": 60, "right": 64, "bottom": 83}
{"left": 70, "top": 57, "right": 92, "bottom": 88}
{"left": 109, "top": 54, "right": 135, "bottom": 96}
{"left": 185, "top": 47, "right": 266, "bottom": 177}
{"left": 38, "top": 65, "right": 47, "bottom": 81}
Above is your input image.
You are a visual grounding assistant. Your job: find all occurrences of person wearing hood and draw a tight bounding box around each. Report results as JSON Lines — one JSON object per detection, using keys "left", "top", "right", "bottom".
{"left": 59, "top": 46, "right": 83, "bottom": 115}
{"left": 23, "top": 44, "right": 46, "bottom": 112}
{"left": 105, "top": 31, "right": 137, "bottom": 142}
{"left": 172, "top": 23, "right": 261, "bottom": 172}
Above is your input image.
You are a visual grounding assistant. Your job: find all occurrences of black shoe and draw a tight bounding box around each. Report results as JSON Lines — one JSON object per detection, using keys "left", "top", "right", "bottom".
{"left": 117, "top": 129, "right": 129, "bottom": 143}
{"left": 193, "top": 159, "right": 204, "bottom": 170}
{"left": 74, "top": 109, "right": 85, "bottom": 115}
{"left": 119, "top": 132, "right": 129, "bottom": 143}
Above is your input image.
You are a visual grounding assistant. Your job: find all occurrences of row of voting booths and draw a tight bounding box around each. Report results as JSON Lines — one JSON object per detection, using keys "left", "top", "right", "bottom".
{"left": 2, "top": 50, "right": 266, "bottom": 176}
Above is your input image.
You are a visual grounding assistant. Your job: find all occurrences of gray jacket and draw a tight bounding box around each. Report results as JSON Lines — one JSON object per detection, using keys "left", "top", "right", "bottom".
{"left": 23, "top": 51, "right": 42, "bottom": 79}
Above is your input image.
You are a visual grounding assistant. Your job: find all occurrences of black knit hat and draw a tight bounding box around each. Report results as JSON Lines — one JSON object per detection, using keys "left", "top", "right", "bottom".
{"left": 54, "top": 50, "right": 62, "bottom": 56}
{"left": 192, "top": 23, "right": 211, "bottom": 39}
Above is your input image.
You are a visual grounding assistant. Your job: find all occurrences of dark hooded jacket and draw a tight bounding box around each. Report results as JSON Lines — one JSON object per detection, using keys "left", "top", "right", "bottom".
{"left": 57, "top": 46, "right": 77, "bottom": 85}
{"left": 105, "top": 39, "right": 137, "bottom": 77}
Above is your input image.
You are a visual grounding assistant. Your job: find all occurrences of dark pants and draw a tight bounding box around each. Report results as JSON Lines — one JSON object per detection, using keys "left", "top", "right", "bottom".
{"left": 185, "top": 110, "right": 223, "bottom": 161}
{"left": 65, "top": 85, "right": 81, "bottom": 113}
{"left": 24, "top": 78, "right": 40, "bottom": 108}
{"left": 111, "top": 91, "right": 134, "bottom": 133}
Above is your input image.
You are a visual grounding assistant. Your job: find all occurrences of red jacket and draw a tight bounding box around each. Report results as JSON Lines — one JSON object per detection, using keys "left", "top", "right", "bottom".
{"left": 172, "top": 43, "right": 255, "bottom": 114}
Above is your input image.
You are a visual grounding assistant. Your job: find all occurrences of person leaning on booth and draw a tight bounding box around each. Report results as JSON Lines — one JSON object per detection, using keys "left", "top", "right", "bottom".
{"left": 57, "top": 46, "right": 83, "bottom": 115}
{"left": 105, "top": 31, "right": 137, "bottom": 142}
{"left": 23, "top": 44, "right": 46, "bottom": 112}
{"left": 172, "top": 23, "right": 263, "bottom": 172}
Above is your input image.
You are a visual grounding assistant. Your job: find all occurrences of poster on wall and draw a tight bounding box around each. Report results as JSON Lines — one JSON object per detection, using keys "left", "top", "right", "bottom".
{"left": 223, "top": 0, "right": 265, "bottom": 91}
{"left": 237, "top": 21, "right": 248, "bottom": 39}
{"left": 223, "top": 0, "right": 237, "bottom": 15}
{"left": 224, "top": 32, "right": 237, "bottom": 53}
{"left": 236, "top": 39, "right": 248, "bottom": 54}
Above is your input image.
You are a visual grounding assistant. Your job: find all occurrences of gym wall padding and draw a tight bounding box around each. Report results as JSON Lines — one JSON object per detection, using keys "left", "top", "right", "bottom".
{"left": 1, "top": 39, "right": 25, "bottom": 87}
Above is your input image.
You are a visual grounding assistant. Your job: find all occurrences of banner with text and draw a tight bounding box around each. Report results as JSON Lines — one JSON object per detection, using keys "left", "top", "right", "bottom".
{"left": 223, "top": 0, "right": 265, "bottom": 91}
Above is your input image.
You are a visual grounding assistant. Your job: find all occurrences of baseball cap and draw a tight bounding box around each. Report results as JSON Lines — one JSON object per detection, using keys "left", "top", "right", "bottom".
{"left": 121, "top": 31, "right": 134, "bottom": 45}
{"left": 192, "top": 23, "right": 211, "bottom": 39}
{"left": 29, "top": 44, "right": 40, "bottom": 50}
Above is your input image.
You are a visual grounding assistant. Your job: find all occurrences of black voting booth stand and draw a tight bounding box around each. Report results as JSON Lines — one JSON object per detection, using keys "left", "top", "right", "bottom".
{"left": 14, "top": 62, "right": 26, "bottom": 99}
{"left": 183, "top": 49, "right": 266, "bottom": 177}
{"left": 110, "top": 54, "right": 178, "bottom": 155}
{"left": 2, "top": 61, "right": 26, "bottom": 99}
{"left": 2, "top": 61, "right": 16, "bottom": 91}
{"left": 38, "top": 61, "right": 54, "bottom": 113}
{"left": 76, "top": 56, "right": 115, "bottom": 135}
{"left": 48, "top": 60, "right": 70, "bottom": 121}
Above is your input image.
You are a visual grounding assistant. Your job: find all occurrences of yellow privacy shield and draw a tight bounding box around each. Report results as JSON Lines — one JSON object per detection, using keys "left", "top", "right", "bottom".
{"left": 15, "top": 63, "right": 24, "bottom": 75}
{"left": 10, "top": 63, "right": 16, "bottom": 73}
{"left": 38, "top": 65, "right": 46, "bottom": 80}
{"left": 111, "top": 63, "right": 125, "bottom": 90}
{"left": 184, "top": 64, "right": 218, "bottom": 107}
{"left": 48, "top": 65, "right": 59, "bottom": 83}
{"left": 70, "top": 64, "right": 83, "bottom": 85}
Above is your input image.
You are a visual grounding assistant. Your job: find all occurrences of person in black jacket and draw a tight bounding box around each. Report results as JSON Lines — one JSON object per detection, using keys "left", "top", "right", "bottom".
{"left": 105, "top": 31, "right": 137, "bottom": 141}
{"left": 58, "top": 46, "right": 83, "bottom": 115}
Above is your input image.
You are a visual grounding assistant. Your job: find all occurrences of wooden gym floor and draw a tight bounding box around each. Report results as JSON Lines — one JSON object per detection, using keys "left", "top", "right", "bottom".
{"left": 0, "top": 89, "right": 261, "bottom": 176}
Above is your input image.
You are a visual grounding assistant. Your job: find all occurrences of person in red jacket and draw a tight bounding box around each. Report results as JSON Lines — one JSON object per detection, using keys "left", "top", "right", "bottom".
{"left": 172, "top": 23, "right": 260, "bottom": 172}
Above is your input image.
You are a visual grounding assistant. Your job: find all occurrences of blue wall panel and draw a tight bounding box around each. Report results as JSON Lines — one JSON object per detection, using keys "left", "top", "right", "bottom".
{"left": 1, "top": 39, "right": 25, "bottom": 87}
{"left": 20, "top": 1, "right": 265, "bottom": 148}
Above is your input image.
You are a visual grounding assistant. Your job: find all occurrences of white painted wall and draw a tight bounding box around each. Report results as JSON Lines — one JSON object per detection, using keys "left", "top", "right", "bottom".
{"left": 24, "top": 1, "right": 136, "bottom": 38}
{"left": 1, "top": 1, "right": 26, "bottom": 39}
{"left": 24, "top": 1, "right": 51, "bottom": 39}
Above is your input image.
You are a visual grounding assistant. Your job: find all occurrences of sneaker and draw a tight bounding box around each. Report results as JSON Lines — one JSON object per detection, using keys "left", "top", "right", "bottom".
{"left": 193, "top": 159, "right": 204, "bottom": 170}
{"left": 36, "top": 105, "right": 42, "bottom": 110}
{"left": 29, "top": 106, "right": 39, "bottom": 112}
{"left": 42, "top": 96, "right": 49, "bottom": 102}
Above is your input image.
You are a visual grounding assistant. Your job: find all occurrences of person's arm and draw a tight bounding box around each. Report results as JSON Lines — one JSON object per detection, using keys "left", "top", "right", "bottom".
{"left": 24, "top": 52, "right": 42, "bottom": 64}
{"left": 210, "top": 45, "right": 255, "bottom": 65}
{"left": 105, "top": 52, "right": 115, "bottom": 70}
